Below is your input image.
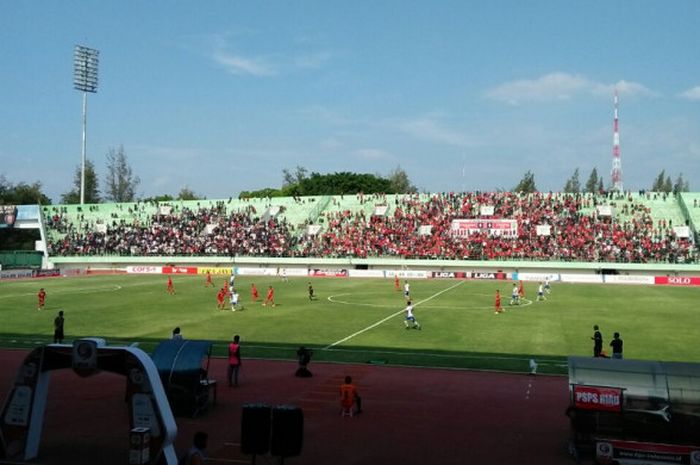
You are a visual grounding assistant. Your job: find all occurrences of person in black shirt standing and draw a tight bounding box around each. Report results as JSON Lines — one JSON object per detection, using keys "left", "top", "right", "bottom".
{"left": 610, "top": 332, "right": 623, "bottom": 359}
{"left": 54, "top": 311, "right": 65, "bottom": 344}
{"left": 591, "top": 325, "right": 603, "bottom": 357}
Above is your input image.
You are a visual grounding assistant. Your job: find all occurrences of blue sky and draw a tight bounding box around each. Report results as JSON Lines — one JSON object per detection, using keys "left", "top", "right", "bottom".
{"left": 2, "top": 1, "right": 700, "bottom": 202}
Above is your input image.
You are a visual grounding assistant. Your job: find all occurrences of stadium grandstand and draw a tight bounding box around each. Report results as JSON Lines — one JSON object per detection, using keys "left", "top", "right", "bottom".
{"left": 36, "top": 190, "right": 698, "bottom": 264}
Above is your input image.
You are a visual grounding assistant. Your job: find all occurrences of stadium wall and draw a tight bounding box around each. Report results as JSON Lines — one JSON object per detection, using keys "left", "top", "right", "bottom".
{"left": 47, "top": 255, "right": 700, "bottom": 277}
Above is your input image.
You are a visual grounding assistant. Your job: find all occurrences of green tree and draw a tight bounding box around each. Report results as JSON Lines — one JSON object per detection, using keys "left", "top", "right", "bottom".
{"left": 60, "top": 159, "right": 100, "bottom": 204}
{"left": 387, "top": 166, "right": 417, "bottom": 193}
{"left": 141, "top": 194, "right": 175, "bottom": 203}
{"left": 512, "top": 170, "right": 537, "bottom": 193}
{"left": 651, "top": 170, "right": 666, "bottom": 191}
{"left": 663, "top": 175, "right": 673, "bottom": 193}
{"left": 597, "top": 178, "right": 604, "bottom": 193}
{"left": 282, "top": 166, "right": 308, "bottom": 187}
{"left": 177, "top": 187, "right": 203, "bottom": 200}
{"left": 563, "top": 168, "right": 581, "bottom": 193}
{"left": 672, "top": 173, "right": 689, "bottom": 194}
{"left": 585, "top": 168, "right": 599, "bottom": 193}
{"left": 104, "top": 145, "right": 140, "bottom": 202}
{"left": 0, "top": 175, "right": 51, "bottom": 204}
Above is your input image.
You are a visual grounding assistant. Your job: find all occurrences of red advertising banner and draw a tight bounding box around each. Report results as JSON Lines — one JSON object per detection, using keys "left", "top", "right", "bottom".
{"left": 596, "top": 439, "right": 700, "bottom": 465}
{"left": 655, "top": 276, "right": 700, "bottom": 287}
{"left": 162, "top": 266, "right": 198, "bottom": 275}
{"left": 573, "top": 385, "right": 622, "bottom": 412}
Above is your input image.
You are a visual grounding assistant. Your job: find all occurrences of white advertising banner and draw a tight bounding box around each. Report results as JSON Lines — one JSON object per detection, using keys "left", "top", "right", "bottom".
{"left": 418, "top": 225, "right": 432, "bottom": 236}
{"left": 603, "top": 275, "right": 655, "bottom": 285}
{"left": 536, "top": 225, "right": 551, "bottom": 236}
{"left": 389, "top": 270, "right": 430, "bottom": 279}
{"left": 516, "top": 272, "right": 560, "bottom": 282}
{"left": 348, "top": 270, "right": 386, "bottom": 278}
{"left": 673, "top": 226, "right": 690, "bottom": 238}
{"left": 560, "top": 273, "right": 604, "bottom": 284}
{"left": 126, "top": 266, "right": 163, "bottom": 274}
{"left": 236, "top": 267, "right": 277, "bottom": 276}
{"left": 479, "top": 205, "right": 495, "bottom": 216}
{"left": 596, "top": 205, "right": 614, "bottom": 217}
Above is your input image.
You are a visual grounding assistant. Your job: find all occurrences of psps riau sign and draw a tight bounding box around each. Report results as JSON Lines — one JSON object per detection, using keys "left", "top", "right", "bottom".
{"left": 573, "top": 385, "right": 622, "bottom": 412}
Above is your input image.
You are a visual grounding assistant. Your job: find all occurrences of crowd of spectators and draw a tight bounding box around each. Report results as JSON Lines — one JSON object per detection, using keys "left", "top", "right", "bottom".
{"left": 45, "top": 192, "right": 698, "bottom": 263}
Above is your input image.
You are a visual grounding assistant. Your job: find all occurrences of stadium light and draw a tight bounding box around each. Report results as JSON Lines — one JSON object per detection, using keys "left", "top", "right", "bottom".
{"left": 73, "top": 45, "right": 99, "bottom": 205}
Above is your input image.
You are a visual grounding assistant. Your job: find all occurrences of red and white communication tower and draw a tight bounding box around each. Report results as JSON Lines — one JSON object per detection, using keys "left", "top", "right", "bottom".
{"left": 611, "top": 90, "right": 623, "bottom": 192}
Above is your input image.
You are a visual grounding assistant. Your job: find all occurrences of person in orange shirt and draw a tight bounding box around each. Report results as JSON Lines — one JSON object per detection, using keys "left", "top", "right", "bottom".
{"left": 216, "top": 288, "right": 226, "bottom": 310}
{"left": 223, "top": 279, "right": 229, "bottom": 295}
{"left": 250, "top": 283, "right": 259, "bottom": 301}
{"left": 167, "top": 277, "right": 175, "bottom": 295}
{"left": 518, "top": 280, "right": 525, "bottom": 298}
{"left": 394, "top": 275, "right": 400, "bottom": 291}
{"left": 263, "top": 286, "right": 275, "bottom": 307}
{"left": 227, "top": 335, "right": 241, "bottom": 387}
{"left": 494, "top": 289, "right": 503, "bottom": 314}
{"left": 37, "top": 288, "right": 46, "bottom": 310}
{"left": 205, "top": 271, "right": 213, "bottom": 287}
{"left": 339, "top": 375, "right": 362, "bottom": 416}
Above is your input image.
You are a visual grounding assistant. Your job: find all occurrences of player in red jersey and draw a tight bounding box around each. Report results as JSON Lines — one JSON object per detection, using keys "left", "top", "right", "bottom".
{"left": 518, "top": 281, "right": 525, "bottom": 299}
{"left": 37, "top": 288, "right": 46, "bottom": 310}
{"left": 394, "top": 275, "right": 400, "bottom": 291}
{"left": 205, "top": 271, "right": 213, "bottom": 287}
{"left": 494, "top": 289, "right": 503, "bottom": 314}
{"left": 223, "top": 279, "right": 229, "bottom": 295}
{"left": 167, "top": 277, "right": 175, "bottom": 295}
{"left": 216, "top": 288, "right": 226, "bottom": 310}
{"left": 263, "top": 286, "right": 276, "bottom": 307}
{"left": 251, "top": 283, "right": 259, "bottom": 301}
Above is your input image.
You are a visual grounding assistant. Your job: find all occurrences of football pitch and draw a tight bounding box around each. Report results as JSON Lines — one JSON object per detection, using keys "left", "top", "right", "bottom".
{"left": 1, "top": 274, "right": 698, "bottom": 375}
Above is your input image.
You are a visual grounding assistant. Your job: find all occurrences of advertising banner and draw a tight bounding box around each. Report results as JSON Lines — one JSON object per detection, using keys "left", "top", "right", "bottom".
{"left": 560, "top": 274, "right": 604, "bottom": 284}
{"left": 466, "top": 271, "right": 507, "bottom": 280}
{"left": 573, "top": 385, "right": 622, "bottom": 412}
{"left": 348, "top": 270, "right": 385, "bottom": 278}
{"left": 431, "top": 271, "right": 467, "bottom": 279}
{"left": 161, "top": 266, "right": 197, "bottom": 275}
{"left": 390, "top": 270, "right": 429, "bottom": 279}
{"left": 655, "top": 276, "right": 700, "bottom": 287}
{"left": 604, "top": 275, "right": 655, "bottom": 285}
{"left": 0, "top": 269, "right": 33, "bottom": 280}
{"left": 197, "top": 267, "right": 232, "bottom": 276}
{"left": 596, "top": 439, "right": 700, "bottom": 465}
{"left": 536, "top": 224, "right": 551, "bottom": 236}
{"left": 0, "top": 205, "right": 18, "bottom": 228}
{"left": 514, "top": 272, "right": 560, "bottom": 282}
{"left": 450, "top": 219, "right": 518, "bottom": 238}
{"left": 310, "top": 269, "right": 348, "bottom": 278}
{"left": 673, "top": 226, "right": 690, "bottom": 238}
{"left": 236, "top": 267, "right": 276, "bottom": 276}
{"left": 126, "top": 266, "right": 163, "bottom": 275}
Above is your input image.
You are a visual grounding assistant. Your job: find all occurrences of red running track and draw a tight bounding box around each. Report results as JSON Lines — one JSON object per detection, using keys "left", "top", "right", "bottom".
{"left": 0, "top": 350, "right": 577, "bottom": 465}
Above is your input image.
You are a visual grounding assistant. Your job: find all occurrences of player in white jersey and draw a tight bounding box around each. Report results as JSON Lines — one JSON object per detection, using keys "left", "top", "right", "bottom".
{"left": 229, "top": 273, "right": 236, "bottom": 289}
{"left": 509, "top": 283, "right": 520, "bottom": 306}
{"left": 536, "top": 283, "right": 546, "bottom": 301}
{"left": 404, "top": 301, "right": 421, "bottom": 330}
{"left": 403, "top": 281, "right": 410, "bottom": 300}
{"left": 544, "top": 278, "right": 551, "bottom": 294}
{"left": 230, "top": 290, "right": 239, "bottom": 311}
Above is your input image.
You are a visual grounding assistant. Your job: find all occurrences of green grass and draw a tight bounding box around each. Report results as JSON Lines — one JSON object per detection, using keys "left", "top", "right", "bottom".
{"left": 1, "top": 274, "right": 698, "bottom": 375}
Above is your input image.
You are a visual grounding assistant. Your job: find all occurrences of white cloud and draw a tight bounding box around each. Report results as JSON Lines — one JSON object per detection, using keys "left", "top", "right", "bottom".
{"left": 211, "top": 50, "right": 276, "bottom": 77}
{"left": 679, "top": 86, "right": 700, "bottom": 100}
{"left": 486, "top": 72, "right": 655, "bottom": 104}
{"left": 395, "top": 117, "right": 470, "bottom": 147}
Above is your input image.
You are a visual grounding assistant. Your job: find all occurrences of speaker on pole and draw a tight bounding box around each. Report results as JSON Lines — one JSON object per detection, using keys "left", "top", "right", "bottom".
{"left": 270, "top": 405, "right": 303, "bottom": 457}
{"left": 241, "top": 404, "right": 271, "bottom": 455}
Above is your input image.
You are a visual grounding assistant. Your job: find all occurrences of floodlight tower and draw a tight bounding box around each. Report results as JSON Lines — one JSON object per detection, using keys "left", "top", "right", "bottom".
{"left": 611, "top": 90, "right": 623, "bottom": 192}
{"left": 73, "top": 45, "right": 99, "bottom": 205}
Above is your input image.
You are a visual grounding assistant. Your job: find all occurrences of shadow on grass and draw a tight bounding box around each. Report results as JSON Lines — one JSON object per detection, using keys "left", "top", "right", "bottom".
{"left": 0, "top": 332, "right": 569, "bottom": 375}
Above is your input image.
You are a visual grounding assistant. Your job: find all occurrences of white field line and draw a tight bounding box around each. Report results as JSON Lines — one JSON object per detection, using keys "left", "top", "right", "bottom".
{"left": 323, "top": 280, "right": 466, "bottom": 350}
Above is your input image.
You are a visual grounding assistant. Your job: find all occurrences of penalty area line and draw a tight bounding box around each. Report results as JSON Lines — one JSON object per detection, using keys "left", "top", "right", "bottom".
{"left": 322, "top": 280, "right": 465, "bottom": 350}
